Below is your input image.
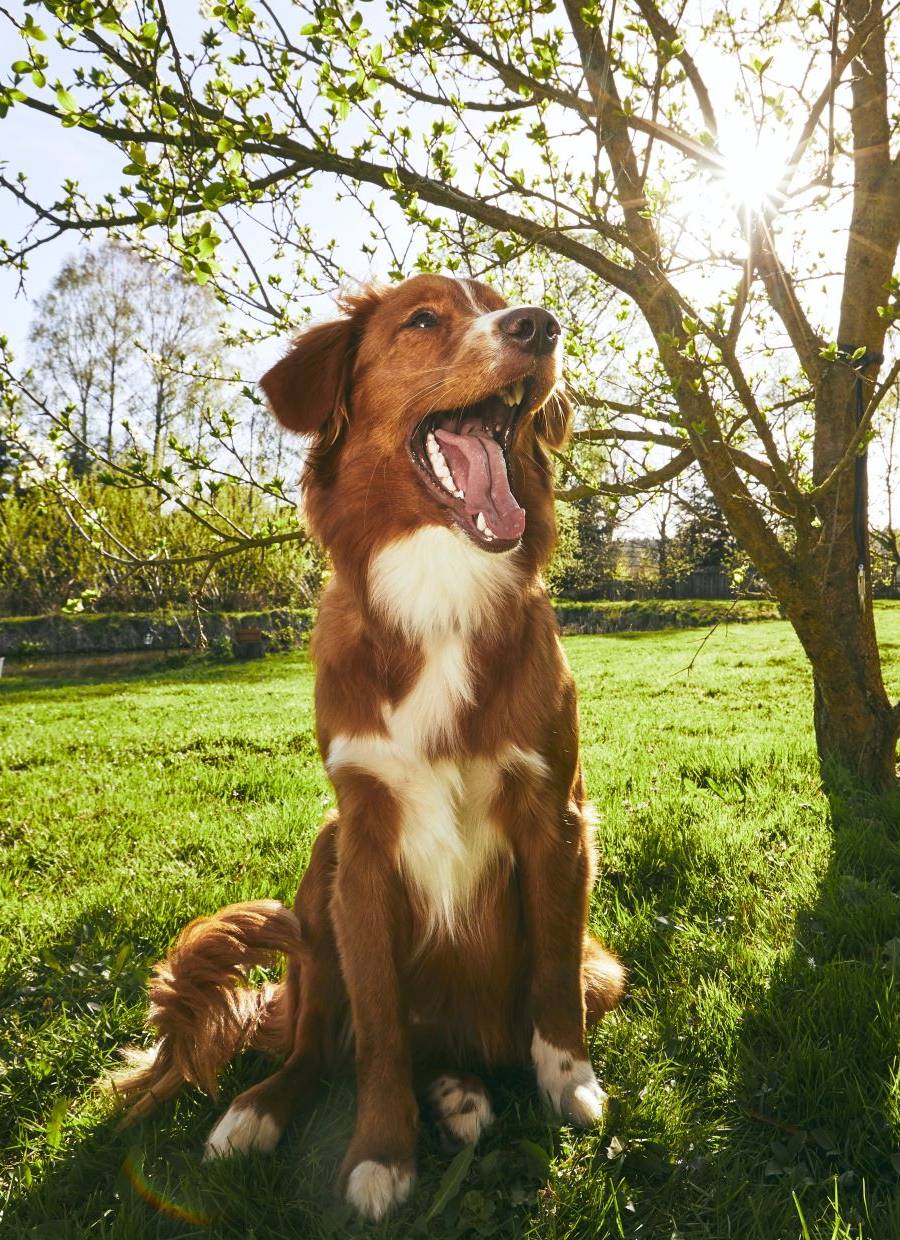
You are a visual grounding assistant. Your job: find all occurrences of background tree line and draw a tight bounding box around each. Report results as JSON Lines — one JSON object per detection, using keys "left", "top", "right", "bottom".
{"left": 1, "top": 242, "right": 323, "bottom": 616}
{"left": 3, "top": 239, "right": 900, "bottom": 615}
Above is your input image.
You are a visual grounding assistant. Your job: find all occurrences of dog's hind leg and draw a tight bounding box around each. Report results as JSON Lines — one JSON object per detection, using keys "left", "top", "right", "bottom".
{"left": 424, "top": 1072, "right": 494, "bottom": 1149}
{"left": 206, "top": 817, "right": 348, "bottom": 1159}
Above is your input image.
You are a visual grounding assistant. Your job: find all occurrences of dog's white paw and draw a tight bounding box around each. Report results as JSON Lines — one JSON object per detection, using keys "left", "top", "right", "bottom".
{"left": 429, "top": 1074, "right": 494, "bottom": 1145}
{"left": 531, "top": 1030, "right": 608, "bottom": 1127}
{"left": 204, "top": 1101, "right": 281, "bottom": 1159}
{"left": 345, "top": 1160, "right": 413, "bottom": 1221}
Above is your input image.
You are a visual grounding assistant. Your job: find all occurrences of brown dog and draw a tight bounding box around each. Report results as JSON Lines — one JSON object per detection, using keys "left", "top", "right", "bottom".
{"left": 113, "top": 274, "right": 625, "bottom": 1222}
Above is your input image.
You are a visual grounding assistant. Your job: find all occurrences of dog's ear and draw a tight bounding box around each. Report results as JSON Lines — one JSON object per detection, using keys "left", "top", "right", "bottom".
{"left": 533, "top": 387, "right": 572, "bottom": 450}
{"left": 260, "top": 317, "right": 357, "bottom": 441}
{"left": 260, "top": 288, "right": 382, "bottom": 440}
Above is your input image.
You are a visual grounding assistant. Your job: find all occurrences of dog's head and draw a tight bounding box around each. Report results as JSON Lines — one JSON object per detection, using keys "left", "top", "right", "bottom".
{"left": 261, "top": 274, "right": 569, "bottom": 575}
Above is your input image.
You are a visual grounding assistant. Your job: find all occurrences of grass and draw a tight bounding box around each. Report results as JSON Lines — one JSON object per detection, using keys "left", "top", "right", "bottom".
{"left": 1, "top": 611, "right": 899, "bottom": 1239}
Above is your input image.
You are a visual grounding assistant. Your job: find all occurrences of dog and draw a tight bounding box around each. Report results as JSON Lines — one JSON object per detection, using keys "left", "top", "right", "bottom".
{"left": 113, "top": 274, "right": 625, "bottom": 1222}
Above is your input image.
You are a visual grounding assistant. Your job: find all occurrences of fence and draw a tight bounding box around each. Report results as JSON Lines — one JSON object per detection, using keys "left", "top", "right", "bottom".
{"left": 560, "top": 565, "right": 735, "bottom": 603}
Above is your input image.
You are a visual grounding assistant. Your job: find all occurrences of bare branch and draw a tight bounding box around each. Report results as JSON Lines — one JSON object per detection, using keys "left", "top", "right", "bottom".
{"left": 634, "top": 0, "right": 719, "bottom": 136}
{"left": 555, "top": 447, "right": 695, "bottom": 498}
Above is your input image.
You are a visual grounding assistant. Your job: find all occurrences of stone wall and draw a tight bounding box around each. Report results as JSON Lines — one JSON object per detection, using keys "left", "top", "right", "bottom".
{"left": 0, "top": 600, "right": 781, "bottom": 658}
{"left": 0, "top": 610, "right": 312, "bottom": 657}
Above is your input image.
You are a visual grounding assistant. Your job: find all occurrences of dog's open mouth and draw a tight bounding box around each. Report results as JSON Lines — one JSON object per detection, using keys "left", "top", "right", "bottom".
{"left": 409, "top": 379, "right": 531, "bottom": 551}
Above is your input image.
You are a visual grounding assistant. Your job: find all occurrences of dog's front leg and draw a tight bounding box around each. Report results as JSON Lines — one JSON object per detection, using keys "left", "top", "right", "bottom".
{"left": 512, "top": 787, "right": 609, "bottom": 1127}
{"left": 330, "top": 770, "right": 418, "bottom": 1222}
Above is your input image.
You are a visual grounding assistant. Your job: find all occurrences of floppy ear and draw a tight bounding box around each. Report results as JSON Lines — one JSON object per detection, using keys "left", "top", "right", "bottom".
{"left": 260, "top": 317, "right": 357, "bottom": 441}
{"left": 534, "top": 387, "right": 573, "bottom": 450}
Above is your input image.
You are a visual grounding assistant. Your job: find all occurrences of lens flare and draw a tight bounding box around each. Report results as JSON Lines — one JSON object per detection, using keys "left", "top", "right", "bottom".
{"left": 122, "top": 1152, "right": 212, "bottom": 1227}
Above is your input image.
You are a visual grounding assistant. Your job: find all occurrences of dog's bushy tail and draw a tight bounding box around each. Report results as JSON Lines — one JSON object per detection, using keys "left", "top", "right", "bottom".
{"left": 584, "top": 936, "right": 627, "bottom": 1023}
{"left": 110, "top": 899, "right": 304, "bottom": 1125}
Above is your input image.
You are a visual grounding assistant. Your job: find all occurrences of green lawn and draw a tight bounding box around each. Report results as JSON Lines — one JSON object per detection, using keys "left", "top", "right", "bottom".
{"left": 1, "top": 614, "right": 899, "bottom": 1239}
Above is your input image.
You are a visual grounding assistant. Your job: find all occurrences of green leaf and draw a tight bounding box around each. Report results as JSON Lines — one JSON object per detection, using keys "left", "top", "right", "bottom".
{"left": 46, "top": 1097, "right": 70, "bottom": 1151}
{"left": 517, "top": 1139, "right": 552, "bottom": 1180}
{"left": 55, "top": 87, "right": 78, "bottom": 114}
{"left": 425, "top": 1144, "right": 474, "bottom": 1220}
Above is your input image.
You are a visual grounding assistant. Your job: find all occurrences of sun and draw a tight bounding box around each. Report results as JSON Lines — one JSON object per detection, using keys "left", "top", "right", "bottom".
{"left": 718, "top": 131, "right": 787, "bottom": 213}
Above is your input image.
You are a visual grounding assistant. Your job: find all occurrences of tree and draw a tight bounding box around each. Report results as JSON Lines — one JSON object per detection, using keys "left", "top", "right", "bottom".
{"left": 0, "top": 423, "right": 20, "bottom": 499}
{"left": 3, "top": 241, "right": 307, "bottom": 637}
{"left": 27, "top": 242, "right": 221, "bottom": 470}
{"left": 0, "top": 2, "right": 898, "bottom": 783}
{"left": 659, "top": 481, "right": 743, "bottom": 594}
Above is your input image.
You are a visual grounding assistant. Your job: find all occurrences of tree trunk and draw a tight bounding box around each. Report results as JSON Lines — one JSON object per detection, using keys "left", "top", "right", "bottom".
{"left": 153, "top": 381, "right": 164, "bottom": 471}
{"left": 802, "top": 365, "right": 898, "bottom": 788}
{"left": 813, "top": 679, "right": 898, "bottom": 788}
{"left": 786, "top": 550, "right": 898, "bottom": 787}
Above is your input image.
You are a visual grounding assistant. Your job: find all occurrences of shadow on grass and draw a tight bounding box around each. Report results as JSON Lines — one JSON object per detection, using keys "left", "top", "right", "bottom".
{"left": 0, "top": 649, "right": 308, "bottom": 700}
{"left": 590, "top": 774, "right": 900, "bottom": 1240}
{"left": 717, "top": 776, "right": 900, "bottom": 1238}
{"left": 2, "top": 1054, "right": 590, "bottom": 1240}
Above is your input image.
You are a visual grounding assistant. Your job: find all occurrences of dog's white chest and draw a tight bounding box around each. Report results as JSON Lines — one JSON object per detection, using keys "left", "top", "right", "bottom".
{"left": 327, "top": 634, "right": 510, "bottom": 935}
{"left": 325, "top": 526, "right": 537, "bottom": 934}
{"left": 393, "top": 754, "right": 510, "bottom": 935}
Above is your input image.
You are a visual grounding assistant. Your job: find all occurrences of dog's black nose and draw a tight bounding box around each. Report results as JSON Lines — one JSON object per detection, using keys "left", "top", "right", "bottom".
{"left": 498, "top": 306, "right": 561, "bottom": 356}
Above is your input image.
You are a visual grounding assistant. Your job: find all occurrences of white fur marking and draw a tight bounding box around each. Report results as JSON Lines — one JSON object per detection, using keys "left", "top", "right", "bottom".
{"left": 327, "top": 739, "right": 512, "bottom": 937}
{"left": 204, "top": 1101, "right": 281, "bottom": 1159}
{"left": 368, "top": 526, "right": 520, "bottom": 640}
{"left": 345, "top": 1160, "right": 413, "bottom": 1221}
{"left": 501, "top": 744, "right": 550, "bottom": 782}
{"left": 531, "top": 1030, "right": 608, "bottom": 1127}
{"left": 429, "top": 1075, "right": 494, "bottom": 1144}
{"left": 463, "top": 307, "right": 512, "bottom": 354}
{"left": 388, "top": 630, "right": 472, "bottom": 751}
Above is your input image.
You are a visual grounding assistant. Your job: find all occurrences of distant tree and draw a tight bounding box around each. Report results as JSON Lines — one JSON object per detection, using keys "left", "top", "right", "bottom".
{"left": 662, "top": 482, "right": 742, "bottom": 591}
{"left": 27, "top": 243, "right": 221, "bottom": 471}
{"left": 0, "top": 423, "right": 20, "bottom": 499}
{"left": 552, "top": 494, "right": 619, "bottom": 597}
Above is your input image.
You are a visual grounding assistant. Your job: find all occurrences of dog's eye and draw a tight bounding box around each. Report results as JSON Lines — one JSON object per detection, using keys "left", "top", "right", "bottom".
{"left": 406, "top": 309, "right": 439, "bottom": 330}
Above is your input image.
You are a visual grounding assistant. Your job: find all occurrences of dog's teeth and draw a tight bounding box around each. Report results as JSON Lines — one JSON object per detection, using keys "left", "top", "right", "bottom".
{"left": 440, "top": 475, "right": 456, "bottom": 493}
{"left": 501, "top": 387, "right": 516, "bottom": 407}
{"left": 455, "top": 488, "right": 464, "bottom": 499}
{"left": 512, "top": 379, "right": 525, "bottom": 404}
{"left": 476, "top": 512, "right": 487, "bottom": 532}
{"left": 427, "top": 431, "right": 438, "bottom": 449}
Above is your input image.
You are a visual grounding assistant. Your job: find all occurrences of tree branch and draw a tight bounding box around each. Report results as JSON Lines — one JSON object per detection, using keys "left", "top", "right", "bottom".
{"left": 555, "top": 447, "right": 695, "bottom": 498}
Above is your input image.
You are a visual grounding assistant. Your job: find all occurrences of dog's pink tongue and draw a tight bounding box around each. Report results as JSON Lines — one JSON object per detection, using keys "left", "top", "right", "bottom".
{"left": 435, "top": 428, "right": 525, "bottom": 541}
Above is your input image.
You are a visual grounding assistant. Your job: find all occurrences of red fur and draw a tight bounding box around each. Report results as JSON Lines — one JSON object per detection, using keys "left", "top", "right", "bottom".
{"left": 112, "top": 276, "right": 625, "bottom": 1219}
